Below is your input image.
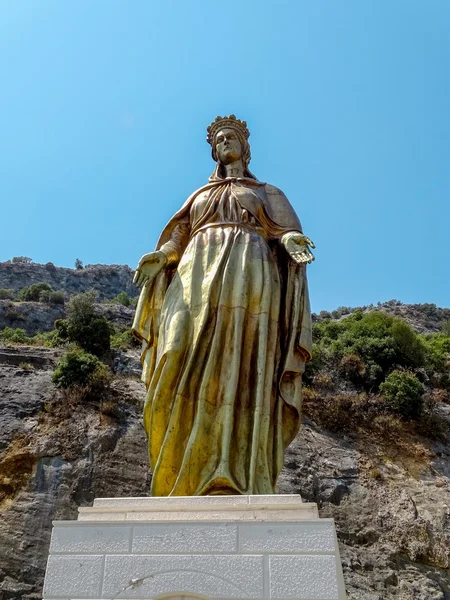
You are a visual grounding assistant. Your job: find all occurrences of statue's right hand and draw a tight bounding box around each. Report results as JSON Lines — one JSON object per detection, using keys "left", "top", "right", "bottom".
{"left": 133, "top": 251, "right": 168, "bottom": 288}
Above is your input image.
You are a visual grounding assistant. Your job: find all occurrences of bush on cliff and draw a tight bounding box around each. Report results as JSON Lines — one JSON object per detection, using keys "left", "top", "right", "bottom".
{"left": 39, "top": 290, "right": 65, "bottom": 305}
{"left": 422, "top": 333, "right": 450, "bottom": 374}
{"left": 379, "top": 370, "right": 425, "bottom": 420}
{"left": 0, "top": 327, "right": 29, "bottom": 344}
{"left": 19, "top": 282, "right": 52, "bottom": 302}
{"left": 55, "top": 291, "right": 112, "bottom": 357}
{"left": 112, "top": 291, "right": 131, "bottom": 307}
{"left": 0, "top": 288, "right": 15, "bottom": 300}
{"left": 52, "top": 348, "right": 111, "bottom": 397}
{"left": 11, "top": 256, "right": 32, "bottom": 264}
{"left": 110, "top": 328, "right": 139, "bottom": 351}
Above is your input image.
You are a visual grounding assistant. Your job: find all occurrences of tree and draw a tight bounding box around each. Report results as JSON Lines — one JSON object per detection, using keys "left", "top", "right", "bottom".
{"left": 75, "top": 258, "right": 84, "bottom": 270}
{"left": 61, "top": 291, "right": 111, "bottom": 357}
{"left": 12, "top": 256, "right": 32, "bottom": 264}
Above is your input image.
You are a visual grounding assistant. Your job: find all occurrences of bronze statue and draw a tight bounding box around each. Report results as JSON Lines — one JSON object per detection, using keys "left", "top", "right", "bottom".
{"left": 132, "top": 115, "right": 314, "bottom": 496}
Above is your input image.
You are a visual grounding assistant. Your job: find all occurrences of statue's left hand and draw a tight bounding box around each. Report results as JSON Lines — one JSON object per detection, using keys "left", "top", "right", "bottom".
{"left": 281, "top": 232, "right": 316, "bottom": 264}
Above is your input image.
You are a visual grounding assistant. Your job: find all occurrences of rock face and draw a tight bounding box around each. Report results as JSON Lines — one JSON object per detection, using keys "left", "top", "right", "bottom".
{"left": 0, "top": 346, "right": 449, "bottom": 600}
{"left": 0, "top": 301, "right": 65, "bottom": 335}
{"left": 0, "top": 300, "right": 135, "bottom": 336}
{"left": 278, "top": 427, "right": 450, "bottom": 599}
{"left": 0, "top": 348, "right": 149, "bottom": 600}
{"left": 0, "top": 261, "right": 138, "bottom": 301}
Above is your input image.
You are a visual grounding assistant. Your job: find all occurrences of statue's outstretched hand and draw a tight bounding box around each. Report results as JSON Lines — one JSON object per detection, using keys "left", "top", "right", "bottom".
{"left": 282, "top": 232, "right": 316, "bottom": 265}
{"left": 133, "top": 251, "right": 168, "bottom": 288}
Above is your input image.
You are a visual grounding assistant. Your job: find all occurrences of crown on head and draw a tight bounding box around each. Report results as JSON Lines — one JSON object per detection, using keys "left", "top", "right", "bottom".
{"left": 206, "top": 115, "right": 250, "bottom": 146}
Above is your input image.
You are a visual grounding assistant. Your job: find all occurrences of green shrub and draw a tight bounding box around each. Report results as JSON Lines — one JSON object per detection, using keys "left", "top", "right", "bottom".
{"left": 313, "top": 311, "right": 426, "bottom": 389}
{"left": 112, "top": 291, "right": 131, "bottom": 307}
{"left": 40, "top": 290, "right": 65, "bottom": 305}
{"left": 303, "top": 343, "right": 328, "bottom": 386}
{"left": 52, "top": 349, "right": 110, "bottom": 395}
{"left": 54, "top": 318, "right": 70, "bottom": 344}
{"left": 0, "top": 327, "right": 30, "bottom": 344}
{"left": 66, "top": 290, "right": 97, "bottom": 320}
{"left": 70, "top": 316, "right": 111, "bottom": 357}
{"left": 39, "top": 290, "right": 51, "bottom": 303}
{"left": 49, "top": 290, "right": 65, "bottom": 305}
{"left": 330, "top": 306, "right": 353, "bottom": 319}
{"left": 111, "top": 329, "right": 139, "bottom": 351}
{"left": 0, "top": 289, "right": 15, "bottom": 300}
{"left": 31, "top": 329, "right": 61, "bottom": 347}
{"left": 422, "top": 333, "right": 450, "bottom": 374}
{"left": 60, "top": 291, "right": 111, "bottom": 357}
{"left": 0, "top": 327, "right": 64, "bottom": 347}
{"left": 19, "top": 282, "right": 52, "bottom": 302}
{"left": 380, "top": 371, "right": 425, "bottom": 420}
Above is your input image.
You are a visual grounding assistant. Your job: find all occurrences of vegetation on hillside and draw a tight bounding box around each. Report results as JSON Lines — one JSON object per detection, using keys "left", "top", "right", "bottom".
{"left": 0, "top": 283, "right": 448, "bottom": 437}
{"left": 303, "top": 310, "right": 450, "bottom": 441}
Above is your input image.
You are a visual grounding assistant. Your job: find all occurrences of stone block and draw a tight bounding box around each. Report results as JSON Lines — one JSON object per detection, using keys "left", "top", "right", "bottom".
{"left": 132, "top": 523, "right": 237, "bottom": 553}
{"left": 78, "top": 511, "right": 126, "bottom": 521}
{"left": 78, "top": 495, "right": 319, "bottom": 523}
{"left": 269, "top": 555, "right": 341, "bottom": 599}
{"left": 102, "top": 554, "right": 264, "bottom": 599}
{"left": 50, "top": 524, "right": 131, "bottom": 554}
{"left": 248, "top": 495, "right": 304, "bottom": 506}
{"left": 239, "top": 520, "right": 336, "bottom": 553}
{"left": 43, "top": 554, "right": 104, "bottom": 598}
{"left": 93, "top": 495, "right": 250, "bottom": 508}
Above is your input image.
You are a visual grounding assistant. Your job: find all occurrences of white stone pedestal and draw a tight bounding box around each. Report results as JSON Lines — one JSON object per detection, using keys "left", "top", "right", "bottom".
{"left": 42, "top": 495, "right": 347, "bottom": 600}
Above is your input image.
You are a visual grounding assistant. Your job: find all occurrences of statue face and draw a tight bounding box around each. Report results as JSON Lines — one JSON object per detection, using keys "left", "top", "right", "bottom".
{"left": 215, "top": 128, "right": 242, "bottom": 165}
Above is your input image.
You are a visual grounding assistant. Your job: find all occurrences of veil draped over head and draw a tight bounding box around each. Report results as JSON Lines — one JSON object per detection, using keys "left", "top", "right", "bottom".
{"left": 208, "top": 127, "right": 258, "bottom": 181}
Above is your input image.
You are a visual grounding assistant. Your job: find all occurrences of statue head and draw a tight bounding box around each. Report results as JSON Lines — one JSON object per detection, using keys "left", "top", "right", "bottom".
{"left": 207, "top": 115, "right": 256, "bottom": 180}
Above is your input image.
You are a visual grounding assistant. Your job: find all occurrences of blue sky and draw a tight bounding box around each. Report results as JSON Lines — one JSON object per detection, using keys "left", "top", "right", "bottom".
{"left": 0, "top": 1, "right": 449, "bottom": 311}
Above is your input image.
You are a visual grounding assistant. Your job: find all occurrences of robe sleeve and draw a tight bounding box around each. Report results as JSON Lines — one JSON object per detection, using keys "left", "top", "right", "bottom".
{"left": 264, "top": 184, "right": 303, "bottom": 233}
{"left": 159, "top": 220, "right": 191, "bottom": 266}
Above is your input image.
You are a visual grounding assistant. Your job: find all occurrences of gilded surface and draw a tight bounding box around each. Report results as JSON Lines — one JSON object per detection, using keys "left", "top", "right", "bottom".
{"left": 132, "top": 115, "right": 314, "bottom": 496}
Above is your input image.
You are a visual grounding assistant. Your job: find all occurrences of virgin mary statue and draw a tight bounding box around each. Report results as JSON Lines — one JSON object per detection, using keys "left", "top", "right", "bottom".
{"left": 132, "top": 115, "right": 314, "bottom": 497}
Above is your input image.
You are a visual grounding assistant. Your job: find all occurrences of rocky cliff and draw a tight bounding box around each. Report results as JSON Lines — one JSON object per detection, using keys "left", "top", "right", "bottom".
{"left": 0, "top": 261, "right": 449, "bottom": 600}
{"left": 0, "top": 260, "right": 138, "bottom": 301}
{"left": 1, "top": 347, "right": 448, "bottom": 600}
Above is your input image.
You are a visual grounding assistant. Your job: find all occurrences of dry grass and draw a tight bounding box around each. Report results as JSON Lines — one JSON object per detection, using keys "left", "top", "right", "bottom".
{"left": 303, "top": 388, "right": 449, "bottom": 443}
{"left": 18, "top": 362, "right": 35, "bottom": 371}
{"left": 99, "top": 399, "right": 121, "bottom": 419}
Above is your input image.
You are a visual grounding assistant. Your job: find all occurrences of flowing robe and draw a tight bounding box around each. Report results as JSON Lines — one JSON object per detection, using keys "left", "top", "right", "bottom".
{"left": 132, "top": 177, "right": 312, "bottom": 496}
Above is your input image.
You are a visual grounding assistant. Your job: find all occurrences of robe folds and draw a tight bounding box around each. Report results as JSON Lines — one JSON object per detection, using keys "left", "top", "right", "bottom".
{"left": 132, "top": 177, "right": 312, "bottom": 496}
